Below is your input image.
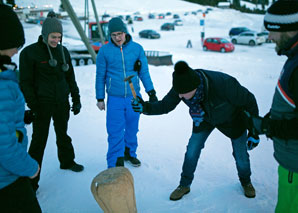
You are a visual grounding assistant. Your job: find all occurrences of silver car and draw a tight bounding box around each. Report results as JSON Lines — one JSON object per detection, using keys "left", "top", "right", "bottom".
{"left": 231, "top": 31, "right": 266, "bottom": 46}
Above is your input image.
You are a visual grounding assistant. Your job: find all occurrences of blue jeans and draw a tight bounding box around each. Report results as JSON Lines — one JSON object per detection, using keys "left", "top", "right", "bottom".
{"left": 106, "top": 95, "right": 140, "bottom": 168}
{"left": 179, "top": 129, "right": 251, "bottom": 187}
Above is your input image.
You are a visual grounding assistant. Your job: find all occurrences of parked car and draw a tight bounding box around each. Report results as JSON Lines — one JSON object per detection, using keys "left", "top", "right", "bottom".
{"left": 139, "top": 30, "right": 160, "bottom": 39}
{"left": 161, "top": 23, "right": 175, "bottom": 31}
{"left": 173, "top": 19, "right": 183, "bottom": 26}
{"left": 231, "top": 31, "right": 266, "bottom": 46}
{"left": 173, "top": 14, "right": 180, "bottom": 19}
{"left": 134, "top": 16, "right": 143, "bottom": 21}
{"left": 258, "top": 31, "right": 271, "bottom": 43}
{"left": 158, "top": 13, "right": 165, "bottom": 19}
{"left": 148, "top": 13, "right": 155, "bottom": 19}
{"left": 203, "top": 37, "right": 234, "bottom": 53}
{"left": 229, "top": 27, "right": 251, "bottom": 37}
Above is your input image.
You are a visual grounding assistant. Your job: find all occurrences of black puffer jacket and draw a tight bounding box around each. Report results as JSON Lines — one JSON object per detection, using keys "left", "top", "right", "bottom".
{"left": 19, "top": 36, "right": 80, "bottom": 110}
{"left": 144, "top": 69, "right": 259, "bottom": 139}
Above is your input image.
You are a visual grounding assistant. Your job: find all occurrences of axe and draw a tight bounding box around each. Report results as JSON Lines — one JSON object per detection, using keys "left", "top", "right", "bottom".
{"left": 124, "top": 75, "right": 137, "bottom": 99}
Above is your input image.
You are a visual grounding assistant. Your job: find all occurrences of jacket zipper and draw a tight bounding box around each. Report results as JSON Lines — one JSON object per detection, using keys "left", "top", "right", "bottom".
{"left": 120, "top": 46, "right": 127, "bottom": 97}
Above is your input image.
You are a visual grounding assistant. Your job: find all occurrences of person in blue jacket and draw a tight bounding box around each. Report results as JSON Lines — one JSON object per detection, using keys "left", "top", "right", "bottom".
{"left": 0, "top": 4, "right": 41, "bottom": 212}
{"left": 96, "top": 17, "right": 158, "bottom": 168}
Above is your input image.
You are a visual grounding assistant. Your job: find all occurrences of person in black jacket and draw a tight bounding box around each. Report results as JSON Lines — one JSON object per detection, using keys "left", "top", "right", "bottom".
{"left": 245, "top": 1, "right": 298, "bottom": 212}
{"left": 132, "top": 61, "right": 259, "bottom": 201}
{"left": 19, "top": 12, "right": 83, "bottom": 192}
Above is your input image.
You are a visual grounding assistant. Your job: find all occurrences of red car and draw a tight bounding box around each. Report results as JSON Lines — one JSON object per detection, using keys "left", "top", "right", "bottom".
{"left": 203, "top": 37, "right": 234, "bottom": 53}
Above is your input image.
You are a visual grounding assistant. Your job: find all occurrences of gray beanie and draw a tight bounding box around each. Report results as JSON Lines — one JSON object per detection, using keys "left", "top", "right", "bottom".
{"left": 108, "top": 17, "right": 127, "bottom": 35}
{"left": 42, "top": 11, "right": 63, "bottom": 43}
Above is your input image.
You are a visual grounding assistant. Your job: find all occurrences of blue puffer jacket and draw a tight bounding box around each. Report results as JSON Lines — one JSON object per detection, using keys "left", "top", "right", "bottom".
{"left": 96, "top": 35, "right": 154, "bottom": 100}
{"left": 0, "top": 69, "right": 38, "bottom": 190}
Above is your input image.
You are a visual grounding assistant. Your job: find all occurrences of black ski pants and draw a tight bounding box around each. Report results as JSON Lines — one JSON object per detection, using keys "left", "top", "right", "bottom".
{"left": 0, "top": 177, "right": 42, "bottom": 213}
{"left": 29, "top": 101, "right": 75, "bottom": 190}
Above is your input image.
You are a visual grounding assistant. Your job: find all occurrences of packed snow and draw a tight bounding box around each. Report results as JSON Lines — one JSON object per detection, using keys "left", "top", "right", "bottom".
{"left": 12, "top": 0, "right": 283, "bottom": 212}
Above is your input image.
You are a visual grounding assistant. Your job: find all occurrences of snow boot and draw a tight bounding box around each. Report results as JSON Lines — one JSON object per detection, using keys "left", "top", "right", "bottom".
{"left": 242, "top": 182, "right": 256, "bottom": 198}
{"left": 170, "top": 186, "right": 190, "bottom": 201}
{"left": 60, "top": 161, "right": 84, "bottom": 172}
{"left": 124, "top": 147, "right": 141, "bottom": 167}
{"left": 116, "top": 157, "right": 124, "bottom": 167}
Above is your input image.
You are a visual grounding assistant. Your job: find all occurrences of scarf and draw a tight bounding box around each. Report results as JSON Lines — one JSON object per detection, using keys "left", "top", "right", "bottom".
{"left": 183, "top": 71, "right": 205, "bottom": 126}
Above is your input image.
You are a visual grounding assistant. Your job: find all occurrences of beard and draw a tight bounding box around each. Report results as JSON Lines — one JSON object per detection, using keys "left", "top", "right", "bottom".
{"left": 275, "top": 33, "right": 292, "bottom": 53}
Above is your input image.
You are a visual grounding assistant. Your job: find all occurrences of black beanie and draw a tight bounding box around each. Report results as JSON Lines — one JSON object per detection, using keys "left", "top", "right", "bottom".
{"left": 108, "top": 17, "right": 128, "bottom": 35}
{"left": 0, "top": 5, "right": 25, "bottom": 50}
{"left": 42, "top": 11, "right": 63, "bottom": 43}
{"left": 264, "top": 0, "right": 298, "bottom": 32}
{"left": 172, "top": 61, "right": 201, "bottom": 94}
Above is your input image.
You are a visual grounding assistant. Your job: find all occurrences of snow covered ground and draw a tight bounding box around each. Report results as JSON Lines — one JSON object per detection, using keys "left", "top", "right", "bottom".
{"left": 13, "top": 0, "right": 284, "bottom": 212}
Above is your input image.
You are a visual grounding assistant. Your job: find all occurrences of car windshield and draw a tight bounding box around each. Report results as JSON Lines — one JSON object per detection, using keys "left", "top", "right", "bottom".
{"left": 220, "top": 38, "right": 229, "bottom": 43}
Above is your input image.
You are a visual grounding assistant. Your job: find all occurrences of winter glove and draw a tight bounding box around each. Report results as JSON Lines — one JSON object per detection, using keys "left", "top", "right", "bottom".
{"left": 244, "top": 111, "right": 270, "bottom": 136}
{"left": 134, "top": 59, "right": 141, "bottom": 73}
{"left": 247, "top": 131, "right": 260, "bottom": 151}
{"left": 71, "top": 101, "right": 81, "bottom": 115}
{"left": 24, "top": 110, "right": 35, "bottom": 124}
{"left": 131, "top": 96, "right": 145, "bottom": 113}
{"left": 147, "top": 89, "right": 158, "bottom": 103}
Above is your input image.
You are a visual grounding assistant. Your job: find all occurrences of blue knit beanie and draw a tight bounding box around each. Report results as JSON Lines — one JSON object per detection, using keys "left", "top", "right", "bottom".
{"left": 108, "top": 17, "right": 127, "bottom": 35}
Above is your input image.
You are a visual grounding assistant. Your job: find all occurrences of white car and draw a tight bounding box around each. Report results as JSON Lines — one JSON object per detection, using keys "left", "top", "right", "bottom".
{"left": 231, "top": 31, "right": 266, "bottom": 46}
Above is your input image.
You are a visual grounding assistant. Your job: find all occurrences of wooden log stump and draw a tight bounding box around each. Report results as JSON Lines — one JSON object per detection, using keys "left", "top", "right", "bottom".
{"left": 91, "top": 167, "right": 137, "bottom": 213}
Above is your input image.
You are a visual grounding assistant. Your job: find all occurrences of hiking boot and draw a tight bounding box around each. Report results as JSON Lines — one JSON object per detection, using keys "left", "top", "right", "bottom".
{"left": 242, "top": 182, "right": 256, "bottom": 198}
{"left": 170, "top": 186, "right": 190, "bottom": 201}
{"left": 124, "top": 147, "right": 141, "bottom": 167}
{"left": 60, "top": 162, "right": 84, "bottom": 172}
{"left": 124, "top": 156, "right": 141, "bottom": 167}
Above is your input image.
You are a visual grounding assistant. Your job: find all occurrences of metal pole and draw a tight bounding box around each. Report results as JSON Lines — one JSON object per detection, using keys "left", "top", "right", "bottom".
{"left": 61, "top": 0, "right": 97, "bottom": 62}
{"left": 90, "top": 0, "right": 106, "bottom": 46}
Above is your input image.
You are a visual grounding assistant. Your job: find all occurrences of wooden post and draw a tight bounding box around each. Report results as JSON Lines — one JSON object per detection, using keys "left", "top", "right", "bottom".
{"left": 91, "top": 167, "right": 137, "bottom": 213}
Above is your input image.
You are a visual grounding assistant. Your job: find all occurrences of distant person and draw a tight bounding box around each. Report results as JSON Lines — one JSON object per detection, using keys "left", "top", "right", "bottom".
{"left": 0, "top": 4, "right": 41, "bottom": 212}
{"left": 246, "top": 1, "right": 298, "bottom": 212}
{"left": 186, "top": 39, "right": 192, "bottom": 48}
{"left": 132, "top": 61, "right": 260, "bottom": 200}
{"left": 19, "top": 11, "right": 84, "bottom": 193}
{"left": 96, "top": 17, "right": 158, "bottom": 168}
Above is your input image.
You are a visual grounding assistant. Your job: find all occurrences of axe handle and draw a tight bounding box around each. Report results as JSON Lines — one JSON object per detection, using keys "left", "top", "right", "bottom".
{"left": 128, "top": 82, "right": 137, "bottom": 99}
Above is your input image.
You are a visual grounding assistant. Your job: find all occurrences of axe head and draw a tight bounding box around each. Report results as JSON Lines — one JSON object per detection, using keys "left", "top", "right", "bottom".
{"left": 124, "top": 75, "right": 135, "bottom": 82}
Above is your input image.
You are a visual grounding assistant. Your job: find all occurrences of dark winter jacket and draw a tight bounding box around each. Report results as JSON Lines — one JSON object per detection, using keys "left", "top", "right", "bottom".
{"left": 269, "top": 34, "right": 298, "bottom": 173}
{"left": 0, "top": 59, "right": 38, "bottom": 189}
{"left": 19, "top": 35, "right": 80, "bottom": 111}
{"left": 144, "top": 69, "right": 259, "bottom": 139}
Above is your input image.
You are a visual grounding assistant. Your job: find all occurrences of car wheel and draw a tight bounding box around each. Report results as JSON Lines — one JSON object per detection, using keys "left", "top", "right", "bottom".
{"left": 71, "top": 59, "right": 77, "bottom": 67}
{"left": 220, "top": 48, "right": 226, "bottom": 53}
{"left": 249, "top": 40, "right": 256, "bottom": 46}
{"left": 231, "top": 39, "right": 237, "bottom": 44}
{"left": 203, "top": 46, "right": 208, "bottom": 51}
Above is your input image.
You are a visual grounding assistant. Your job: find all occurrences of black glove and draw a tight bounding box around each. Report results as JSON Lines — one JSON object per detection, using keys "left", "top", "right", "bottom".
{"left": 131, "top": 96, "right": 145, "bottom": 113}
{"left": 71, "top": 101, "right": 81, "bottom": 115}
{"left": 244, "top": 111, "right": 270, "bottom": 135}
{"left": 247, "top": 131, "right": 260, "bottom": 151}
{"left": 134, "top": 59, "right": 141, "bottom": 73}
{"left": 147, "top": 89, "right": 158, "bottom": 103}
{"left": 24, "top": 110, "right": 35, "bottom": 124}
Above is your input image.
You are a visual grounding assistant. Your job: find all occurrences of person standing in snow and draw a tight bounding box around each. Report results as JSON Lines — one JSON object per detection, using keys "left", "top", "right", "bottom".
{"left": 95, "top": 17, "right": 158, "bottom": 168}
{"left": 19, "top": 11, "right": 84, "bottom": 193}
{"left": 0, "top": 4, "right": 41, "bottom": 212}
{"left": 245, "top": 1, "right": 298, "bottom": 212}
{"left": 132, "top": 61, "right": 259, "bottom": 200}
